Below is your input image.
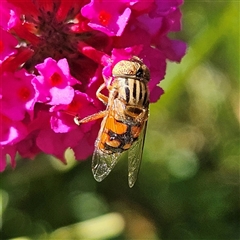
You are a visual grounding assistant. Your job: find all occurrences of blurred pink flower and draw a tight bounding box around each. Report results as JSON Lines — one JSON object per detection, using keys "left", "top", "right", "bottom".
{"left": 0, "top": 0, "right": 186, "bottom": 171}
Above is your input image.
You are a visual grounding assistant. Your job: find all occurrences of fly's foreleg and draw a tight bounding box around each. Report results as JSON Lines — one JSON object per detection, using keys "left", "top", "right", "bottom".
{"left": 96, "top": 83, "right": 108, "bottom": 105}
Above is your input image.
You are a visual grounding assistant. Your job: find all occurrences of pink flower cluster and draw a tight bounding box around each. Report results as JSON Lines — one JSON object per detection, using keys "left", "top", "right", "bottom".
{"left": 0, "top": 0, "right": 186, "bottom": 171}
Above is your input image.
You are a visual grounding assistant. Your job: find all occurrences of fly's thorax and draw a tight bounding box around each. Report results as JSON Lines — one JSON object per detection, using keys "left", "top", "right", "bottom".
{"left": 112, "top": 77, "right": 149, "bottom": 108}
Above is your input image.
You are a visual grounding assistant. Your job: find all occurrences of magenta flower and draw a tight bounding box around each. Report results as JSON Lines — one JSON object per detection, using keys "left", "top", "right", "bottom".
{"left": 0, "top": 0, "right": 186, "bottom": 171}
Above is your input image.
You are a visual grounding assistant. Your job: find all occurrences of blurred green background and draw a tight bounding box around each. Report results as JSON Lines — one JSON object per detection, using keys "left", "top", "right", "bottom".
{"left": 1, "top": 1, "right": 239, "bottom": 240}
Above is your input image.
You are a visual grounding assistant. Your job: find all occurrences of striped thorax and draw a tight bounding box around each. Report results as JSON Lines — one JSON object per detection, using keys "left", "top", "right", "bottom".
{"left": 111, "top": 56, "right": 150, "bottom": 122}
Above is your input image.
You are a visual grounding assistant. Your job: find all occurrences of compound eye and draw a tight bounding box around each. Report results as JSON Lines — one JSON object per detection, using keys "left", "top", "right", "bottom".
{"left": 136, "top": 68, "right": 143, "bottom": 78}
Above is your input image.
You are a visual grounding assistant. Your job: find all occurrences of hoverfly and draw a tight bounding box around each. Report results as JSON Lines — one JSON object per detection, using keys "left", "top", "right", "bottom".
{"left": 74, "top": 56, "right": 150, "bottom": 187}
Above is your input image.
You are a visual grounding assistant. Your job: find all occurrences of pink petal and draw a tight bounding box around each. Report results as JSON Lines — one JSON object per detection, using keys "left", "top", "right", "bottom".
{"left": 1, "top": 70, "right": 36, "bottom": 121}
{"left": 0, "top": 28, "right": 18, "bottom": 60}
{"left": 49, "top": 86, "right": 74, "bottom": 105}
{"left": 82, "top": 0, "right": 131, "bottom": 36}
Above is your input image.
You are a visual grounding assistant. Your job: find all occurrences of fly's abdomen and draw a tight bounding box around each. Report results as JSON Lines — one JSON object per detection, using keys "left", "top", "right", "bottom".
{"left": 97, "top": 115, "right": 141, "bottom": 154}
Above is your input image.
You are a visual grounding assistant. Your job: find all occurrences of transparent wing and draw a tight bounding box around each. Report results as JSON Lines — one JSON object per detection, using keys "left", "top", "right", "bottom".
{"left": 128, "top": 120, "right": 148, "bottom": 188}
{"left": 92, "top": 99, "right": 123, "bottom": 182}
{"left": 92, "top": 147, "right": 121, "bottom": 182}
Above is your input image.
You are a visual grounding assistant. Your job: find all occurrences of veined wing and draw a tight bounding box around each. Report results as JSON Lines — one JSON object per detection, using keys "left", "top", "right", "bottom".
{"left": 92, "top": 102, "right": 123, "bottom": 182}
{"left": 128, "top": 120, "right": 148, "bottom": 188}
{"left": 92, "top": 146, "right": 121, "bottom": 182}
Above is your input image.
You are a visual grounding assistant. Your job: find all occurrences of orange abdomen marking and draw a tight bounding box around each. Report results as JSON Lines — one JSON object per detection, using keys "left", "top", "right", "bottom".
{"left": 98, "top": 115, "right": 142, "bottom": 154}
{"left": 105, "top": 115, "right": 127, "bottom": 134}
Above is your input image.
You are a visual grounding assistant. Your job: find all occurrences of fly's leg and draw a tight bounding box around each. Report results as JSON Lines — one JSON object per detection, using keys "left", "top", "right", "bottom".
{"left": 96, "top": 83, "right": 108, "bottom": 105}
{"left": 97, "top": 83, "right": 115, "bottom": 104}
{"left": 74, "top": 110, "right": 107, "bottom": 125}
{"left": 74, "top": 82, "right": 116, "bottom": 126}
{"left": 74, "top": 84, "right": 110, "bottom": 125}
{"left": 133, "top": 108, "right": 149, "bottom": 123}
